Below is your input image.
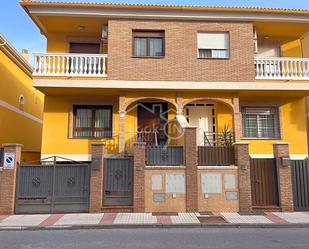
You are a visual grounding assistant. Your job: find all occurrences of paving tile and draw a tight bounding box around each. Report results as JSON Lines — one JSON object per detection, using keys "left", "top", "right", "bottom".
{"left": 265, "top": 213, "right": 288, "bottom": 224}
{"left": 170, "top": 213, "right": 200, "bottom": 224}
{"left": 273, "top": 212, "right": 309, "bottom": 223}
{"left": 221, "top": 213, "right": 273, "bottom": 224}
{"left": 114, "top": 213, "right": 157, "bottom": 224}
{"left": 0, "top": 215, "right": 50, "bottom": 227}
{"left": 156, "top": 216, "right": 172, "bottom": 224}
{"left": 39, "top": 214, "right": 64, "bottom": 226}
{"left": 99, "top": 213, "right": 117, "bottom": 225}
{"left": 54, "top": 213, "right": 103, "bottom": 226}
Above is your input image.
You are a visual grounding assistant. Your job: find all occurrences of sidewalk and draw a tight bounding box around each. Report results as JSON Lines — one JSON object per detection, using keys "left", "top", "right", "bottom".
{"left": 0, "top": 212, "right": 309, "bottom": 230}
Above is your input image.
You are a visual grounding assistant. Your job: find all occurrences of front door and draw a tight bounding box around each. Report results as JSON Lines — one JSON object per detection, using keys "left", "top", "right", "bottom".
{"left": 137, "top": 103, "right": 168, "bottom": 146}
{"left": 186, "top": 105, "right": 215, "bottom": 146}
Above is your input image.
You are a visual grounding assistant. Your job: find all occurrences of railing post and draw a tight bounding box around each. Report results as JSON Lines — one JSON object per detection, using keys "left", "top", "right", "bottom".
{"left": 89, "top": 142, "right": 105, "bottom": 213}
{"left": 0, "top": 144, "right": 22, "bottom": 214}
{"left": 234, "top": 142, "right": 252, "bottom": 211}
{"left": 184, "top": 127, "right": 198, "bottom": 212}
{"left": 273, "top": 142, "right": 294, "bottom": 212}
{"left": 133, "top": 142, "right": 146, "bottom": 212}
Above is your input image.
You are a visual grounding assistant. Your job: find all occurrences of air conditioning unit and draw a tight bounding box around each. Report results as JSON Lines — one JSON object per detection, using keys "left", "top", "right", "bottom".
{"left": 102, "top": 25, "right": 108, "bottom": 41}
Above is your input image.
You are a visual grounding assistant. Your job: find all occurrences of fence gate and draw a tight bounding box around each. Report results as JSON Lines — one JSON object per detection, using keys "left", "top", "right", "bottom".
{"left": 250, "top": 158, "right": 279, "bottom": 207}
{"left": 291, "top": 160, "right": 309, "bottom": 211}
{"left": 15, "top": 163, "right": 90, "bottom": 214}
{"left": 103, "top": 158, "right": 133, "bottom": 206}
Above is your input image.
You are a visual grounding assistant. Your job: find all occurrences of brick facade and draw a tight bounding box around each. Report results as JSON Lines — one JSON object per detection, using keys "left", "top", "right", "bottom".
{"left": 89, "top": 143, "right": 105, "bottom": 213}
{"left": 234, "top": 142, "right": 252, "bottom": 211}
{"left": 108, "top": 19, "right": 255, "bottom": 82}
{"left": 184, "top": 127, "right": 198, "bottom": 212}
{"left": 273, "top": 143, "right": 294, "bottom": 212}
{"left": 0, "top": 144, "right": 22, "bottom": 214}
{"left": 133, "top": 142, "right": 146, "bottom": 212}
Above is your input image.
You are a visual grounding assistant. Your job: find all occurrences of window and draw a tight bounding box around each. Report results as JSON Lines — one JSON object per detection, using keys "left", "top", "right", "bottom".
{"left": 242, "top": 107, "right": 280, "bottom": 139}
{"left": 73, "top": 105, "right": 112, "bottom": 138}
{"left": 133, "top": 30, "right": 165, "bottom": 57}
{"left": 197, "top": 32, "right": 230, "bottom": 59}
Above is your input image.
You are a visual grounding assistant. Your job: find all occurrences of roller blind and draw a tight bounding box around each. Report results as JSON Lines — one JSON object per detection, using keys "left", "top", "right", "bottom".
{"left": 198, "top": 32, "right": 229, "bottom": 49}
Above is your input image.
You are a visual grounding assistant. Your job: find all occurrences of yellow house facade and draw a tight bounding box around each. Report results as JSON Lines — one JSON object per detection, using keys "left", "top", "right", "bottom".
{"left": 0, "top": 34, "right": 44, "bottom": 163}
{"left": 19, "top": 1, "right": 309, "bottom": 213}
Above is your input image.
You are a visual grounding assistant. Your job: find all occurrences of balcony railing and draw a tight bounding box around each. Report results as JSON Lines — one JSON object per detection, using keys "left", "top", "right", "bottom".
{"left": 255, "top": 57, "right": 309, "bottom": 80}
{"left": 33, "top": 53, "right": 107, "bottom": 77}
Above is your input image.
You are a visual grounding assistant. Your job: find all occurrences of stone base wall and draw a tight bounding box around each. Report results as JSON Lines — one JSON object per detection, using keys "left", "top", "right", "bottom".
{"left": 197, "top": 167, "right": 239, "bottom": 212}
{"left": 144, "top": 167, "right": 186, "bottom": 213}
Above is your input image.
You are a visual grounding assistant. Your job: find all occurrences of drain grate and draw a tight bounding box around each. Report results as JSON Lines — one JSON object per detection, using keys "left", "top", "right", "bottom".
{"left": 238, "top": 211, "right": 266, "bottom": 216}
{"left": 199, "top": 211, "right": 213, "bottom": 216}
{"left": 197, "top": 216, "right": 227, "bottom": 224}
{"left": 152, "top": 212, "right": 179, "bottom": 216}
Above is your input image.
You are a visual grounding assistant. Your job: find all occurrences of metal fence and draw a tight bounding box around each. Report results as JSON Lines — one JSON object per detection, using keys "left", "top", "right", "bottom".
{"left": 15, "top": 163, "right": 90, "bottom": 214}
{"left": 291, "top": 160, "right": 309, "bottom": 211}
{"left": 146, "top": 146, "right": 184, "bottom": 166}
{"left": 198, "top": 146, "right": 235, "bottom": 166}
{"left": 0, "top": 147, "right": 3, "bottom": 167}
{"left": 104, "top": 158, "right": 133, "bottom": 206}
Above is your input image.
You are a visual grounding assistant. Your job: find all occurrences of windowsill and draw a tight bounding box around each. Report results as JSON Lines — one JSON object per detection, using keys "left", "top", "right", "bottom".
{"left": 71, "top": 137, "right": 114, "bottom": 140}
{"left": 198, "top": 57, "right": 230, "bottom": 60}
{"left": 131, "top": 56, "right": 165, "bottom": 59}
{"left": 240, "top": 137, "right": 281, "bottom": 140}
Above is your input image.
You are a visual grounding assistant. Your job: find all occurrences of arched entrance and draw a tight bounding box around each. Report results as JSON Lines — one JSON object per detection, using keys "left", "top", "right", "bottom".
{"left": 120, "top": 97, "right": 178, "bottom": 153}
{"left": 183, "top": 98, "right": 235, "bottom": 146}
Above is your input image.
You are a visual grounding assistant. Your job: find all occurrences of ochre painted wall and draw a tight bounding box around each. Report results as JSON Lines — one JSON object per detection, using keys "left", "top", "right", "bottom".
{"left": 0, "top": 50, "right": 44, "bottom": 152}
{"left": 281, "top": 39, "right": 302, "bottom": 57}
{"left": 240, "top": 96, "right": 308, "bottom": 156}
{"left": 41, "top": 91, "right": 308, "bottom": 157}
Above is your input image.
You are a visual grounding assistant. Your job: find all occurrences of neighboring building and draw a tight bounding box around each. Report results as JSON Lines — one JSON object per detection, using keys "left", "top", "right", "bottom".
{"left": 0, "top": 34, "right": 44, "bottom": 163}
{"left": 17, "top": 0, "right": 309, "bottom": 214}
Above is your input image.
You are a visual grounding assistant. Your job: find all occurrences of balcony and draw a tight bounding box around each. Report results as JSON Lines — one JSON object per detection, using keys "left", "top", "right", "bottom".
{"left": 33, "top": 53, "right": 107, "bottom": 77}
{"left": 255, "top": 57, "right": 309, "bottom": 80}
{"left": 33, "top": 53, "right": 309, "bottom": 81}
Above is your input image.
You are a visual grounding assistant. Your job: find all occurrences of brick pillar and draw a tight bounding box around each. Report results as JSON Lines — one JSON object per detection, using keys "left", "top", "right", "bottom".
{"left": 118, "top": 94, "right": 126, "bottom": 154}
{"left": 232, "top": 94, "right": 241, "bottom": 142}
{"left": 273, "top": 142, "right": 294, "bottom": 212}
{"left": 89, "top": 143, "right": 105, "bottom": 213}
{"left": 0, "top": 144, "right": 22, "bottom": 214}
{"left": 184, "top": 127, "right": 198, "bottom": 212}
{"left": 234, "top": 142, "right": 252, "bottom": 211}
{"left": 133, "top": 142, "right": 146, "bottom": 212}
{"left": 119, "top": 111, "right": 126, "bottom": 154}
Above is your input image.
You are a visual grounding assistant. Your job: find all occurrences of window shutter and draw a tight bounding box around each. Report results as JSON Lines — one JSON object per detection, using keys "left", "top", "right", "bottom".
{"left": 198, "top": 33, "right": 229, "bottom": 50}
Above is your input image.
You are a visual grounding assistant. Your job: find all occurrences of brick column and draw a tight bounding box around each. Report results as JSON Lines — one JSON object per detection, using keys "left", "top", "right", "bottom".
{"left": 184, "top": 127, "right": 198, "bottom": 212}
{"left": 0, "top": 144, "right": 22, "bottom": 214}
{"left": 133, "top": 142, "right": 146, "bottom": 212}
{"left": 89, "top": 143, "right": 105, "bottom": 213}
{"left": 118, "top": 94, "right": 126, "bottom": 154}
{"left": 273, "top": 142, "right": 294, "bottom": 212}
{"left": 234, "top": 142, "right": 252, "bottom": 211}
{"left": 232, "top": 94, "right": 241, "bottom": 142}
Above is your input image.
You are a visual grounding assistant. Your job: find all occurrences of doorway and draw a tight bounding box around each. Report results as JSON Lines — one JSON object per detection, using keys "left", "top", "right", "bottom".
{"left": 186, "top": 103, "right": 215, "bottom": 146}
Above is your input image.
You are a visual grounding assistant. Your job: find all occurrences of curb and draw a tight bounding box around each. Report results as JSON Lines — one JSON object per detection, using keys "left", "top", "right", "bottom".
{"left": 1, "top": 223, "right": 309, "bottom": 231}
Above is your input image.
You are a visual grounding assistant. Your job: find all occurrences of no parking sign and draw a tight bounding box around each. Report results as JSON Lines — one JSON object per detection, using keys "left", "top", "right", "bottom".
{"left": 4, "top": 153, "right": 15, "bottom": 169}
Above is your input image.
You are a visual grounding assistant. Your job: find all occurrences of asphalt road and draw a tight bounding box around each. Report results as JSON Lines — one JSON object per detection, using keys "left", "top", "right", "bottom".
{"left": 0, "top": 228, "right": 308, "bottom": 249}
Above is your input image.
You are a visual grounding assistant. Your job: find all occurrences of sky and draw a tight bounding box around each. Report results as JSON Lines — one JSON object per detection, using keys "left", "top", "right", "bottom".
{"left": 0, "top": 0, "right": 309, "bottom": 57}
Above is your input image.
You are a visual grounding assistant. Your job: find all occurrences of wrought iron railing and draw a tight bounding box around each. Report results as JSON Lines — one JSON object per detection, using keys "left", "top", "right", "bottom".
{"left": 146, "top": 146, "right": 184, "bottom": 166}
{"left": 0, "top": 147, "right": 3, "bottom": 167}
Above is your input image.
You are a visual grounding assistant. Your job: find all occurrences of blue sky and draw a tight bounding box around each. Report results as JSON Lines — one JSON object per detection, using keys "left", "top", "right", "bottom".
{"left": 1, "top": 0, "right": 309, "bottom": 56}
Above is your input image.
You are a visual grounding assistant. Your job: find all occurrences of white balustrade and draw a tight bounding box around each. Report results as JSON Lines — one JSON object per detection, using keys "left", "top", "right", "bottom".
{"left": 33, "top": 53, "right": 108, "bottom": 77}
{"left": 255, "top": 57, "right": 309, "bottom": 80}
